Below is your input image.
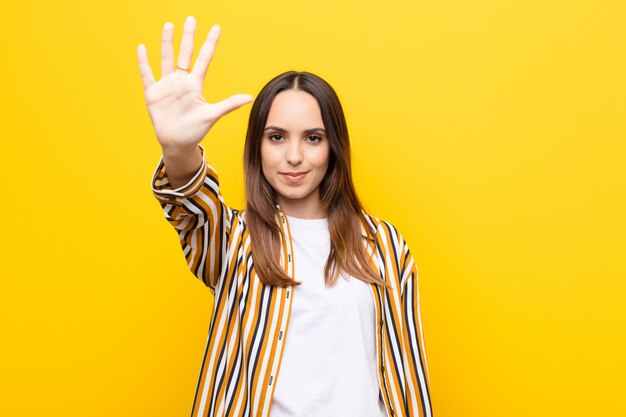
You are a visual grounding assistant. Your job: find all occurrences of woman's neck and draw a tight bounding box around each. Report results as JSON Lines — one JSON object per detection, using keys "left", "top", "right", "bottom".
{"left": 277, "top": 192, "right": 325, "bottom": 219}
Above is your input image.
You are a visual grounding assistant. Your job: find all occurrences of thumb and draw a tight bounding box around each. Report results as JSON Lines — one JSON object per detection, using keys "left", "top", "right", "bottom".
{"left": 211, "top": 94, "right": 254, "bottom": 121}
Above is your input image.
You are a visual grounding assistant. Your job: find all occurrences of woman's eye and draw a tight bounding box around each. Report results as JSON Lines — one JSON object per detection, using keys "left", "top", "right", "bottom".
{"left": 269, "top": 134, "right": 283, "bottom": 142}
{"left": 307, "top": 135, "right": 322, "bottom": 143}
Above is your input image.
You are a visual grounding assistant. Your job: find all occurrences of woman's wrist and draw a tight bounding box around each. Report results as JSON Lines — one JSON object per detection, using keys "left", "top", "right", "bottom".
{"left": 161, "top": 144, "right": 204, "bottom": 189}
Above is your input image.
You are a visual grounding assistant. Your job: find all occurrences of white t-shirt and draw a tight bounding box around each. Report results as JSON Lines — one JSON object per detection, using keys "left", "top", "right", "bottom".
{"left": 270, "top": 215, "right": 388, "bottom": 417}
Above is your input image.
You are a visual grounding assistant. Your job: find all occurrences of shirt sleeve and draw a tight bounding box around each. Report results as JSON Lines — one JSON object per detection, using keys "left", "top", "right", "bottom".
{"left": 400, "top": 238, "right": 434, "bottom": 416}
{"left": 150, "top": 145, "right": 233, "bottom": 291}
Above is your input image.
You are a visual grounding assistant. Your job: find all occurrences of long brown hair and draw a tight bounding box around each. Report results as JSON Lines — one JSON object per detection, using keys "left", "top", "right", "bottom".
{"left": 244, "top": 71, "right": 386, "bottom": 288}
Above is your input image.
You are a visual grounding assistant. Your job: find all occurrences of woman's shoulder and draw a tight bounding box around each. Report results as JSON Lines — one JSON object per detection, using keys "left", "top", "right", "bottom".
{"left": 360, "top": 210, "right": 408, "bottom": 248}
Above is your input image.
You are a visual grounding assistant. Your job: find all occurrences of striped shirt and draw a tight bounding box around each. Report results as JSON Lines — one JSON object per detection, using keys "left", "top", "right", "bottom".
{"left": 151, "top": 146, "right": 433, "bottom": 417}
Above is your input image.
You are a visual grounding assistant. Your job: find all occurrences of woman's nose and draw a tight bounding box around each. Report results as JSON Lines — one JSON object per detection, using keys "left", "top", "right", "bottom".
{"left": 285, "top": 141, "right": 303, "bottom": 165}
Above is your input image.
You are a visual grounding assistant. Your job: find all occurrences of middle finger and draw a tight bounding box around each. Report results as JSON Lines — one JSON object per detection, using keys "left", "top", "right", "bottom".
{"left": 177, "top": 16, "right": 196, "bottom": 71}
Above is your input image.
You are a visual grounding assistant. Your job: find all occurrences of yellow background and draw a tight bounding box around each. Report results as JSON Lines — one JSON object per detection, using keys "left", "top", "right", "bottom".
{"left": 1, "top": 0, "right": 625, "bottom": 416}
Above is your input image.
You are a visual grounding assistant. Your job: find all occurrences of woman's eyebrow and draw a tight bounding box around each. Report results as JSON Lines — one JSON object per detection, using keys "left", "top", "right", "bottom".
{"left": 263, "top": 125, "right": 326, "bottom": 134}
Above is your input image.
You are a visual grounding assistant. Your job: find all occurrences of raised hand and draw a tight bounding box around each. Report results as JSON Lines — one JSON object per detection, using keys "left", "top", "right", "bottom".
{"left": 137, "top": 16, "right": 253, "bottom": 152}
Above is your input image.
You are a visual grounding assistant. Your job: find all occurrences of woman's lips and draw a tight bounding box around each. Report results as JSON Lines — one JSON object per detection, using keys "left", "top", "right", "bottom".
{"left": 281, "top": 172, "right": 308, "bottom": 182}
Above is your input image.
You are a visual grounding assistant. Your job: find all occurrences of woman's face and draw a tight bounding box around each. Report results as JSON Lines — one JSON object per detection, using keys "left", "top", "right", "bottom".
{"left": 261, "top": 89, "right": 330, "bottom": 219}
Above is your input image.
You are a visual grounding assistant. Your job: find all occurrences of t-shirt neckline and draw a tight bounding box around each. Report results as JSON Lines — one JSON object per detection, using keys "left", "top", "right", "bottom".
{"left": 286, "top": 214, "right": 329, "bottom": 226}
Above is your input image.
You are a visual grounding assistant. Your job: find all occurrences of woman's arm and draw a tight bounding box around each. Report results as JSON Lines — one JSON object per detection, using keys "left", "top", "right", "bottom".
{"left": 137, "top": 16, "right": 252, "bottom": 289}
{"left": 400, "top": 237, "right": 434, "bottom": 416}
{"left": 151, "top": 145, "right": 233, "bottom": 290}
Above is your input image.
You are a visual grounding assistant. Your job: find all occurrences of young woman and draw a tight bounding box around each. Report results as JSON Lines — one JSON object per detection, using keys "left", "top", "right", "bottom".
{"left": 137, "top": 15, "right": 432, "bottom": 417}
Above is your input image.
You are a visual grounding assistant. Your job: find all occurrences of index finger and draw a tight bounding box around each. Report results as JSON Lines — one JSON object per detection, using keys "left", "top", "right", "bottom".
{"left": 191, "top": 25, "right": 221, "bottom": 80}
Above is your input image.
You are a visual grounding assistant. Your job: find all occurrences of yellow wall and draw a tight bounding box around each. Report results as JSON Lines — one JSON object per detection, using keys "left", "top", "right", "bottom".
{"left": 1, "top": 0, "right": 624, "bottom": 416}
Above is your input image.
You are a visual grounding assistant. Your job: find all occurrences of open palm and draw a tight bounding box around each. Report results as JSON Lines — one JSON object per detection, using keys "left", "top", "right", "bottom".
{"left": 136, "top": 16, "right": 253, "bottom": 150}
